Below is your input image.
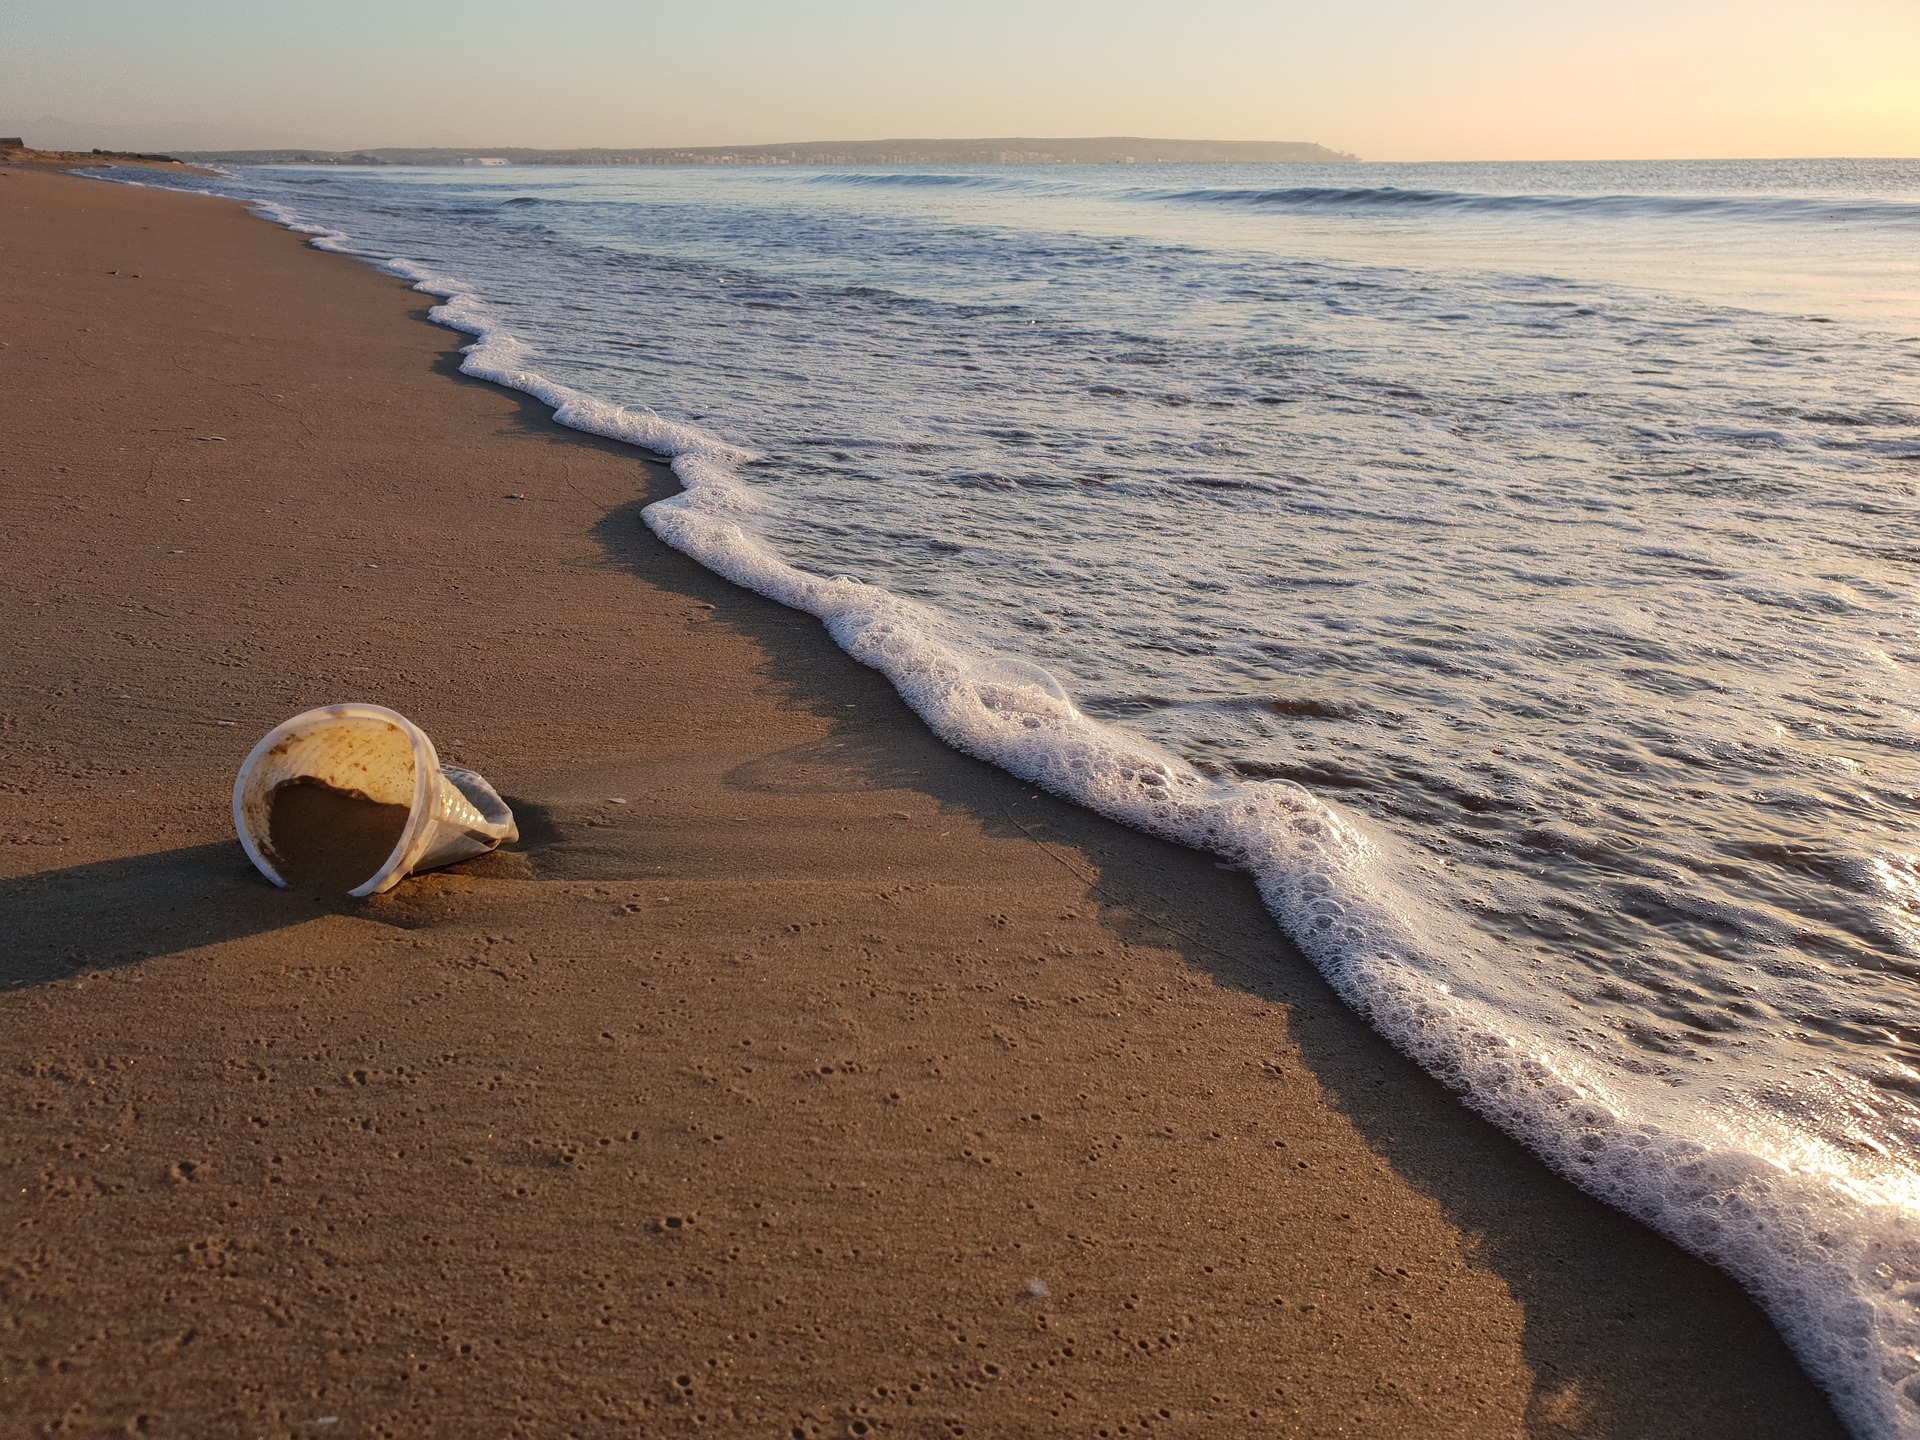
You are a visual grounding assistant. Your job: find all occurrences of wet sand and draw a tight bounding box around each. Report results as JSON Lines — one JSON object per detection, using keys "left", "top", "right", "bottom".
{"left": 0, "top": 164, "right": 1848, "bottom": 1438}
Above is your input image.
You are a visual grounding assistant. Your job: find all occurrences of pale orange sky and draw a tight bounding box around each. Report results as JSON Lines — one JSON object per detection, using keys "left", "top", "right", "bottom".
{"left": 4, "top": 0, "right": 1917, "bottom": 158}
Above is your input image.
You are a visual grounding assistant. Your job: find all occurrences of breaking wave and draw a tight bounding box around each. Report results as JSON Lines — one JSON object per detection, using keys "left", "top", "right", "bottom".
{"left": 1145, "top": 184, "right": 1920, "bottom": 226}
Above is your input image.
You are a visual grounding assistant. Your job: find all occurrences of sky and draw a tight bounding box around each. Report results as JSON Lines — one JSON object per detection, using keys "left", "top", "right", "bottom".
{"left": 3, "top": 0, "right": 1917, "bottom": 160}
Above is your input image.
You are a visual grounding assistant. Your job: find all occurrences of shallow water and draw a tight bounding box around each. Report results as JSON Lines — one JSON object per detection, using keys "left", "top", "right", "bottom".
{"left": 118, "top": 157, "right": 1920, "bottom": 1436}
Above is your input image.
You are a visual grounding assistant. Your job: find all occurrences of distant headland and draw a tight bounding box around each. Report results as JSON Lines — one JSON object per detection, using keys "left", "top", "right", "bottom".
{"left": 173, "top": 136, "right": 1359, "bottom": 167}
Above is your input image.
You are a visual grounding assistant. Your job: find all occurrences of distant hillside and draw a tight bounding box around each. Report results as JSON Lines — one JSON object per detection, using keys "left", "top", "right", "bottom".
{"left": 178, "top": 137, "right": 1358, "bottom": 167}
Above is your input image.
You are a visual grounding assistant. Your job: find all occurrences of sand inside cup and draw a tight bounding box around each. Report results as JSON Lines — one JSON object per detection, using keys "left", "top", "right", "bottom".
{"left": 268, "top": 776, "right": 410, "bottom": 893}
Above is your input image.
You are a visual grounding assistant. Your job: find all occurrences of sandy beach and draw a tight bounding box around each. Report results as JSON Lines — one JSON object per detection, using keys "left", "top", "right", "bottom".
{"left": 0, "top": 163, "right": 1847, "bottom": 1438}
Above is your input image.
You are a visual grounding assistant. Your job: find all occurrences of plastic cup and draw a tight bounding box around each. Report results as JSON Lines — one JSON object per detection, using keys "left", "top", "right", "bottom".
{"left": 232, "top": 703, "right": 518, "bottom": 897}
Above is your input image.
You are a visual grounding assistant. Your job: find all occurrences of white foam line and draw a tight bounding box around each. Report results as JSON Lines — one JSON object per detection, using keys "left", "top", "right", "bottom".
{"left": 219, "top": 185, "right": 1920, "bottom": 1440}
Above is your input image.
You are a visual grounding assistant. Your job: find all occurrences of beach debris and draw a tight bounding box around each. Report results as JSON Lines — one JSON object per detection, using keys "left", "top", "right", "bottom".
{"left": 607, "top": 797, "right": 628, "bottom": 804}
{"left": 232, "top": 703, "right": 517, "bottom": 897}
{"left": 1025, "top": 1277, "right": 1050, "bottom": 1300}
{"left": 504, "top": 492, "right": 526, "bottom": 500}
{"left": 195, "top": 434, "right": 226, "bottom": 441}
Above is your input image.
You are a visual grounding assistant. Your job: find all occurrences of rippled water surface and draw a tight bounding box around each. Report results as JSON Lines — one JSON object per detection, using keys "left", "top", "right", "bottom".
{"left": 126, "top": 158, "right": 1920, "bottom": 1435}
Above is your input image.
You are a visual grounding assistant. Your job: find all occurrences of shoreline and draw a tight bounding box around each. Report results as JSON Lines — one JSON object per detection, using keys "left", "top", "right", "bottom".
{"left": 0, "top": 166, "right": 1847, "bottom": 1437}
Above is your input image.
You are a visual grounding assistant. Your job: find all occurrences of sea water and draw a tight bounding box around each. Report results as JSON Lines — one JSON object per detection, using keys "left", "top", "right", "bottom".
{"left": 115, "top": 158, "right": 1920, "bottom": 1436}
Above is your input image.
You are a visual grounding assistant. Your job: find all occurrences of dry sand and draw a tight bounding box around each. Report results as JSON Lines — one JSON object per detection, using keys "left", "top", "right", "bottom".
{"left": 0, "top": 164, "right": 1846, "bottom": 1438}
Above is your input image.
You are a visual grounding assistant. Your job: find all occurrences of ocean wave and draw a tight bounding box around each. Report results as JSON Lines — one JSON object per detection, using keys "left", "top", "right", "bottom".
{"left": 806, "top": 170, "right": 1051, "bottom": 193}
{"left": 1143, "top": 184, "right": 1920, "bottom": 226}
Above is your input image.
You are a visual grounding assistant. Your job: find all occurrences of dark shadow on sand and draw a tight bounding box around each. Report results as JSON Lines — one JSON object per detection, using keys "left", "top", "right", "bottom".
{"left": 1, "top": 793, "right": 570, "bottom": 992}
{"left": 0, "top": 844, "right": 385, "bottom": 990}
{"left": 424, "top": 310, "right": 1846, "bottom": 1437}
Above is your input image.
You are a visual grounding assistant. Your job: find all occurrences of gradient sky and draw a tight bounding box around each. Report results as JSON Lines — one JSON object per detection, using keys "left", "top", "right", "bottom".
{"left": 4, "top": 0, "right": 1917, "bottom": 160}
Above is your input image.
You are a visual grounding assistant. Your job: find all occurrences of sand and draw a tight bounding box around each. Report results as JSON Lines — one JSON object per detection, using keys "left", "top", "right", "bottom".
{"left": 0, "top": 163, "right": 1847, "bottom": 1438}
{"left": 267, "top": 780, "right": 412, "bottom": 895}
